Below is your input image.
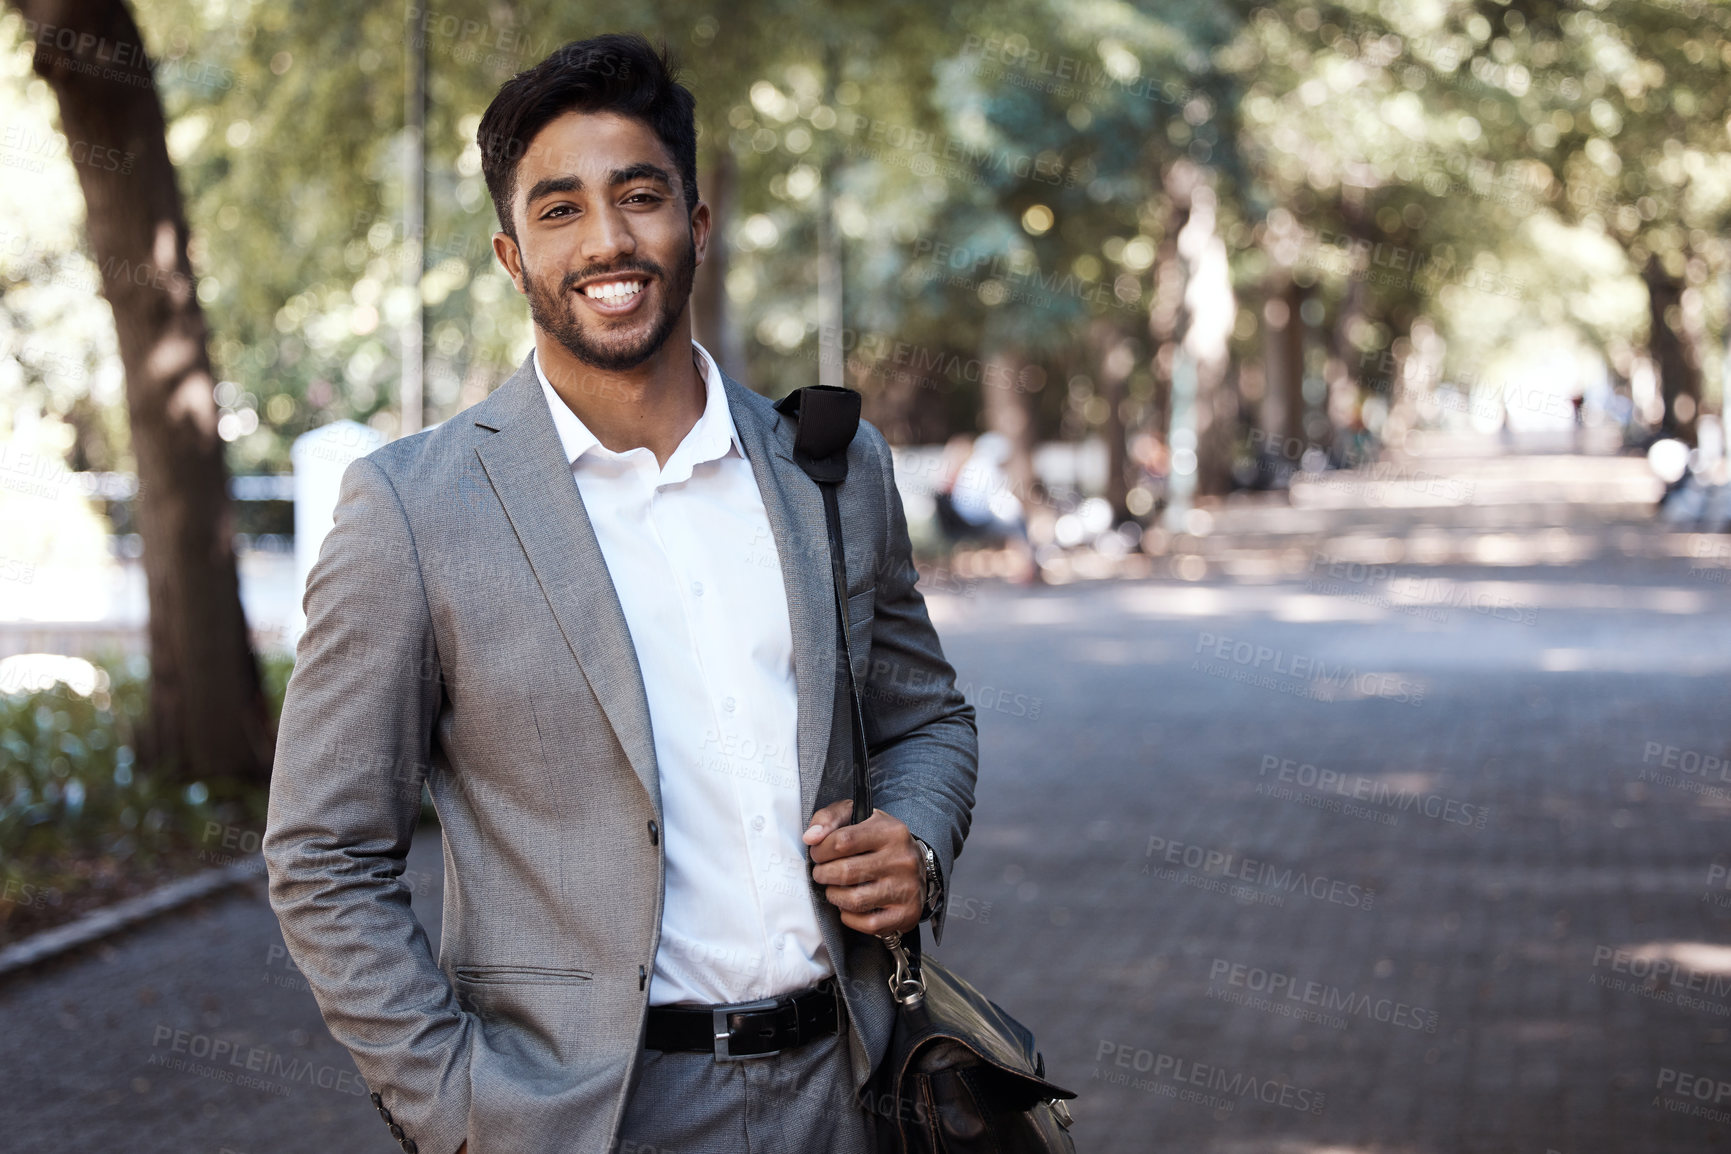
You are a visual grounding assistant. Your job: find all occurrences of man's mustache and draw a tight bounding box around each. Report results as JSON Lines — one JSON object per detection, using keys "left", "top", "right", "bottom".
{"left": 558, "top": 260, "right": 664, "bottom": 293}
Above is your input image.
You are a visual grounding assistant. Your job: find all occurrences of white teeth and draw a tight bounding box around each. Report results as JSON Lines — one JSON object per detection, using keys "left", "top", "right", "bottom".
{"left": 584, "top": 279, "right": 644, "bottom": 302}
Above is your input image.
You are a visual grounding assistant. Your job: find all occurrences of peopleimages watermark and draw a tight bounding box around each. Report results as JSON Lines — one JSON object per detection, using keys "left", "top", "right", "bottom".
{"left": 0, "top": 874, "right": 59, "bottom": 911}
{"left": 1706, "top": 864, "right": 1731, "bottom": 912}
{"left": 795, "top": 324, "right": 1047, "bottom": 397}
{"left": 835, "top": 111, "right": 1089, "bottom": 191}
{"left": 198, "top": 820, "right": 269, "bottom": 876}
{"left": 1655, "top": 1067, "right": 1731, "bottom": 1125}
{"left": 1256, "top": 755, "right": 1490, "bottom": 830}
{"left": 1291, "top": 460, "right": 1476, "bottom": 505}
{"left": 1092, "top": 1040, "right": 1326, "bottom": 1115}
{"left": 15, "top": 19, "right": 241, "bottom": 94}
{"left": 1142, "top": 835, "right": 1377, "bottom": 912}
{"left": 1360, "top": 349, "right": 1574, "bottom": 425}
{"left": 1206, "top": 957, "right": 1439, "bottom": 1034}
{"left": 1245, "top": 427, "right": 1475, "bottom": 504}
{"left": 1302, "top": 229, "right": 1527, "bottom": 302}
{"left": 1192, "top": 631, "right": 1425, "bottom": 707}
{"left": 147, "top": 1025, "right": 367, "bottom": 1098}
{"left": 909, "top": 237, "right": 1140, "bottom": 313}
{"left": 958, "top": 33, "right": 1203, "bottom": 110}
{"left": 1688, "top": 537, "right": 1731, "bottom": 586}
{"left": 1305, "top": 554, "right": 1537, "bottom": 627}
{"left": 404, "top": 5, "right": 557, "bottom": 68}
{"left": 1638, "top": 741, "right": 1731, "bottom": 803}
{"left": 2, "top": 122, "right": 135, "bottom": 175}
{"left": 1589, "top": 945, "right": 1731, "bottom": 1018}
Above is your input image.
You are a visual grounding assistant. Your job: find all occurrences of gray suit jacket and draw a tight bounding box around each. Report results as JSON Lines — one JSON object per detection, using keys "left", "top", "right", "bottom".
{"left": 263, "top": 351, "right": 978, "bottom": 1154}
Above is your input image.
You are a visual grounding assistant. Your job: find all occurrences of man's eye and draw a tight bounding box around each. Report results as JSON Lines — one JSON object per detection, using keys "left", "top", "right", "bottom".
{"left": 625, "top": 192, "right": 660, "bottom": 205}
{"left": 542, "top": 205, "right": 574, "bottom": 219}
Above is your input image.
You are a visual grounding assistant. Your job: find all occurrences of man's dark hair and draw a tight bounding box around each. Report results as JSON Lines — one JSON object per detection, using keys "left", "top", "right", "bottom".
{"left": 477, "top": 34, "right": 698, "bottom": 241}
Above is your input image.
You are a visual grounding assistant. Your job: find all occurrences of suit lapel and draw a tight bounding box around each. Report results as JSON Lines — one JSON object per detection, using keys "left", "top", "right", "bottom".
{"left": 467, "top": 351, "right": 838, "bottom": 825}
{"left": 471, "top": 353, "right": 662, "bottom": 814}
{"left": 720, "top": 369, "right": 838, "bottom": 823}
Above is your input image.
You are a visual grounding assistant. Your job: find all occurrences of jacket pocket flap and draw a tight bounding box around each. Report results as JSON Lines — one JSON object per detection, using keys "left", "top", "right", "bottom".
{"left": 455, "top": 964, "right": 592, "bottom": 985}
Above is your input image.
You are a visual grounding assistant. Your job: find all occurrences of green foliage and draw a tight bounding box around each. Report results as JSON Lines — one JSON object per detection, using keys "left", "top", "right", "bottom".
{"left": 0, "top": 655, "right": 270, "bottom": 935}
{"left": 4, "top": 0, "right": 1728, "bottom": 472}
{"left": 0, "top": 656, "right": 240, "bottom": 856}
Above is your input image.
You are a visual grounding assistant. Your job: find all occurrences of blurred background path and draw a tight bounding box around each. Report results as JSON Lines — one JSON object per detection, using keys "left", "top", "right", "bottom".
{"left": 3, "top": 432, "right": 1727, "bottom": 1153}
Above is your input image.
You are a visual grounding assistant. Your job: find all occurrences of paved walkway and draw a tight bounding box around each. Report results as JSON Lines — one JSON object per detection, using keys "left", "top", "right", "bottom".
{"left": 4, "top": 444, "right": 1727, "bottom": 1152}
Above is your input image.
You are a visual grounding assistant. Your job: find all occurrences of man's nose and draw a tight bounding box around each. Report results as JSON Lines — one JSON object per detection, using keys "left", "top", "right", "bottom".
{"left": 580, "top": 205, "right": 636, "bottom": 264}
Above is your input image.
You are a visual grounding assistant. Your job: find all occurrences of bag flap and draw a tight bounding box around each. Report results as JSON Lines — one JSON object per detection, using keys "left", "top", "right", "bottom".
{"left": 887, "top": 956, "right": 1078, "bottom": 1101}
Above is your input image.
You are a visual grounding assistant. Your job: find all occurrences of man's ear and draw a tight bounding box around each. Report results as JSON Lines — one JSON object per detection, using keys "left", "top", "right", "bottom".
{"left": 491, "top": 231, "right": 526, "bottom": 294}
{"left": 689, "top": 200, "right": 712, "bottom": 269}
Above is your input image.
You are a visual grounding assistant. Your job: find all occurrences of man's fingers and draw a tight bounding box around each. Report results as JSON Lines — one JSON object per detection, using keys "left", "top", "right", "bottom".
{"left": 802, "top": 799, "right": 854, "bottom": 846}
{"left": 824, "top": 877, "right": 894, "bottom": 914}
{"left": 825, "top": 874, "right": 919, "bottom": 916}
{"left": 809, "top": 823, "right": 862, "bottom": 863}
{"left": 837, "top": 900, "right": 921, "bottom": 936}
{"left": 811, "top": 844, "right": 895, "bottom": 887}
{"left": 807, "top": 808, "right": 905, "bottom": 861}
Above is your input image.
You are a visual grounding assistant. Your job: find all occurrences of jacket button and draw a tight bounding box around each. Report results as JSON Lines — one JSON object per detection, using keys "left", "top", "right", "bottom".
{"left": 647, "top": 820, "right": 659, "bottom": 845}
{"left": 389, "top": 1123, "right": 405, "bottom": 1140}
{"left": 401, "top": 1142, "right": 418, "bottom": 1154}
{"left": 370, "top": 1092, "right": 383, "bottom": 1108}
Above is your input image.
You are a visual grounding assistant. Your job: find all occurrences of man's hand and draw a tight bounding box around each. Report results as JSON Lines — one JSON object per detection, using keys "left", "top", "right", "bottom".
{"left": 804, "top": 802, "right": 923, "bottom": 936}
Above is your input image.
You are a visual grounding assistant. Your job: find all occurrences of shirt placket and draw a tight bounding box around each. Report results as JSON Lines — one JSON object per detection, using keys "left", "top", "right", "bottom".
{"left": 714, "top": 505, "right": 806, "bottom": 996}
{"left": 650, "top": 465, "right": 786, "bottom": 999}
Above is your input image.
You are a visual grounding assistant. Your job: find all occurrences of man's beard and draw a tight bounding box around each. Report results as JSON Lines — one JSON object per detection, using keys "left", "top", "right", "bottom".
{"left": 522, "top": 229, "right": 697, "bottom": 373}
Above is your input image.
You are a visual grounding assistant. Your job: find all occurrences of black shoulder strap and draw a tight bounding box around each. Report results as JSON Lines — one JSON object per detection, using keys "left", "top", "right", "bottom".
{"left": 773, "top": 386, "right": 872, "bottom": 828}
{"left": 778, "top": 386, "right": 928, "bottom": 974}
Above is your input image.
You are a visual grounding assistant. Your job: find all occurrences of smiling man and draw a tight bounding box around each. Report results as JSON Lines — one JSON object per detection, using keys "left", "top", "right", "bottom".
{"left": 263, "top": 34, "right": 978, "bottom": 1154}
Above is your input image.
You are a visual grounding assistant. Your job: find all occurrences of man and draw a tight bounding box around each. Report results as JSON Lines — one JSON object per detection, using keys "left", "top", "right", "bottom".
{"left": 263, "top": 33, "right": 978, "bottom": 1154}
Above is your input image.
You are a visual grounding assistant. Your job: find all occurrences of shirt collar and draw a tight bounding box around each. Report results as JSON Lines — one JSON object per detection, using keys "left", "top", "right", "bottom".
{"left": 534, "top": 340, "right": 744, "bottom": 475}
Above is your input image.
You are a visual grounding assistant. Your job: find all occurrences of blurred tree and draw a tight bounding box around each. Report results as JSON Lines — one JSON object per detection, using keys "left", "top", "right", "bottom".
{"left": 1509, "top": 0, "right": 1731, "bottom": 443}
{"left": 1229, "top": 0, "right": 1512, "bottom": 456}
{"left": 9, "top": 0, "right": 1728, "bottom": 560}
{"left": 5, "top": 0, "right": 273, "bottom": 790}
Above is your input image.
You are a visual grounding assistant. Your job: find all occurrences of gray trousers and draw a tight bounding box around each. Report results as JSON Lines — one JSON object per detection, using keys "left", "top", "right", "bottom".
{"left": 617, "top": 1010, "right": 876, "bottom": 1154}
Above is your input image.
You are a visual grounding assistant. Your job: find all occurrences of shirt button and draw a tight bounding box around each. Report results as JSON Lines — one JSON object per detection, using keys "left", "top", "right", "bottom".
{"left": 775, "top": 937, "right": 786, "bottom": 951}
{"left": 691, "top": 581, "right": 704, "bottom": 596}
{"left": 751, "top": 815, "right": 765, "bottom": 832}
{"left": 723, "top": 697, "right": 736, "bottom": 713}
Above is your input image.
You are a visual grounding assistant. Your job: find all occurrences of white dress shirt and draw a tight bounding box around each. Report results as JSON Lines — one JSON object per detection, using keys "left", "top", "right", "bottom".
{"left": 534, "top": 341, "right": 833, "bottom": 1006}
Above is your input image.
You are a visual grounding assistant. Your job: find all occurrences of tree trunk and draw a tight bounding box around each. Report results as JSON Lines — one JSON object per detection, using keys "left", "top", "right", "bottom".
{"left": 1262, "top": 275, "right": 1305, "bottom": 448}
{"left": 1173, "top": 174, "right": 1238, "bottom": 499}
{"left": 1089, "top": 320, "right": 1132, "bottom": 519}
{"left": 1146, "top": 198, "right": 1188, "bottom": 443}
{"left": 690, "top": 147, "right": 744, "bottom": 379}
{"left": 13, "top": 0, "right": 274, "bottom": 790}
{"left": 1643, "top": 254, "right": 1703, "bottom": 445}
{"left": 1322, "top": 188, "right": 1372, "bottom": 460}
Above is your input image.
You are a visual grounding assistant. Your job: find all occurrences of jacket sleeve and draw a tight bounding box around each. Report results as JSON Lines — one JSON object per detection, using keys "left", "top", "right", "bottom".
{"left": 263, "top": 454, "right": 472, "bottom": 1154}
{"left": 855, "top": 423, "right": 979, "bottom": 944}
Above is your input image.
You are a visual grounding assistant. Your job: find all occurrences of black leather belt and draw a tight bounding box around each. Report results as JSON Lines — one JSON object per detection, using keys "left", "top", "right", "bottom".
{"left": 644, "top": 978, "right": 841, "bottom": 1060}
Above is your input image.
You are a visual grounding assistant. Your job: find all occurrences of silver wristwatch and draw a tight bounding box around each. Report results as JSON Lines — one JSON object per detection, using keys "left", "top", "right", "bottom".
{"left": 911, "top": 836, "right": 942, "bottom": 921}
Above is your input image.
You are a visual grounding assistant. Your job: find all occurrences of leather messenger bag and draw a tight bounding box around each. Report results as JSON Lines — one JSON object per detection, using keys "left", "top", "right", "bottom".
{"left": 775, "top": 384, "right": 1079, "bottom": 1154}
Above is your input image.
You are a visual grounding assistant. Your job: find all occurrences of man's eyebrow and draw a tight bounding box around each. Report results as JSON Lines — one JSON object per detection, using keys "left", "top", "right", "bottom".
{"left": 525, "top": 174, "right": 580, "bottom": 206}
{"left": 608, "top": 163, "right": 673, "bottom": 189}
{"left": 523, "top": 165, "right": 673, "bottom": 210}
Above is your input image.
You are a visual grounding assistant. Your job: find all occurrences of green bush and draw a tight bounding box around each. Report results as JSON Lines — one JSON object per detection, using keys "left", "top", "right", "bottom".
{"left": 2, "top": 657, "right": 195, "bottom": 856}
{"left": 0, "top": 654, "right": 274, "bottom": 933}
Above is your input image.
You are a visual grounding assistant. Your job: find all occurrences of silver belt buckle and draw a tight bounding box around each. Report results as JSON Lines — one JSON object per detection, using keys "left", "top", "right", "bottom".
{"left": 713, "top": 994, "right": 785, "bottom": 1062}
